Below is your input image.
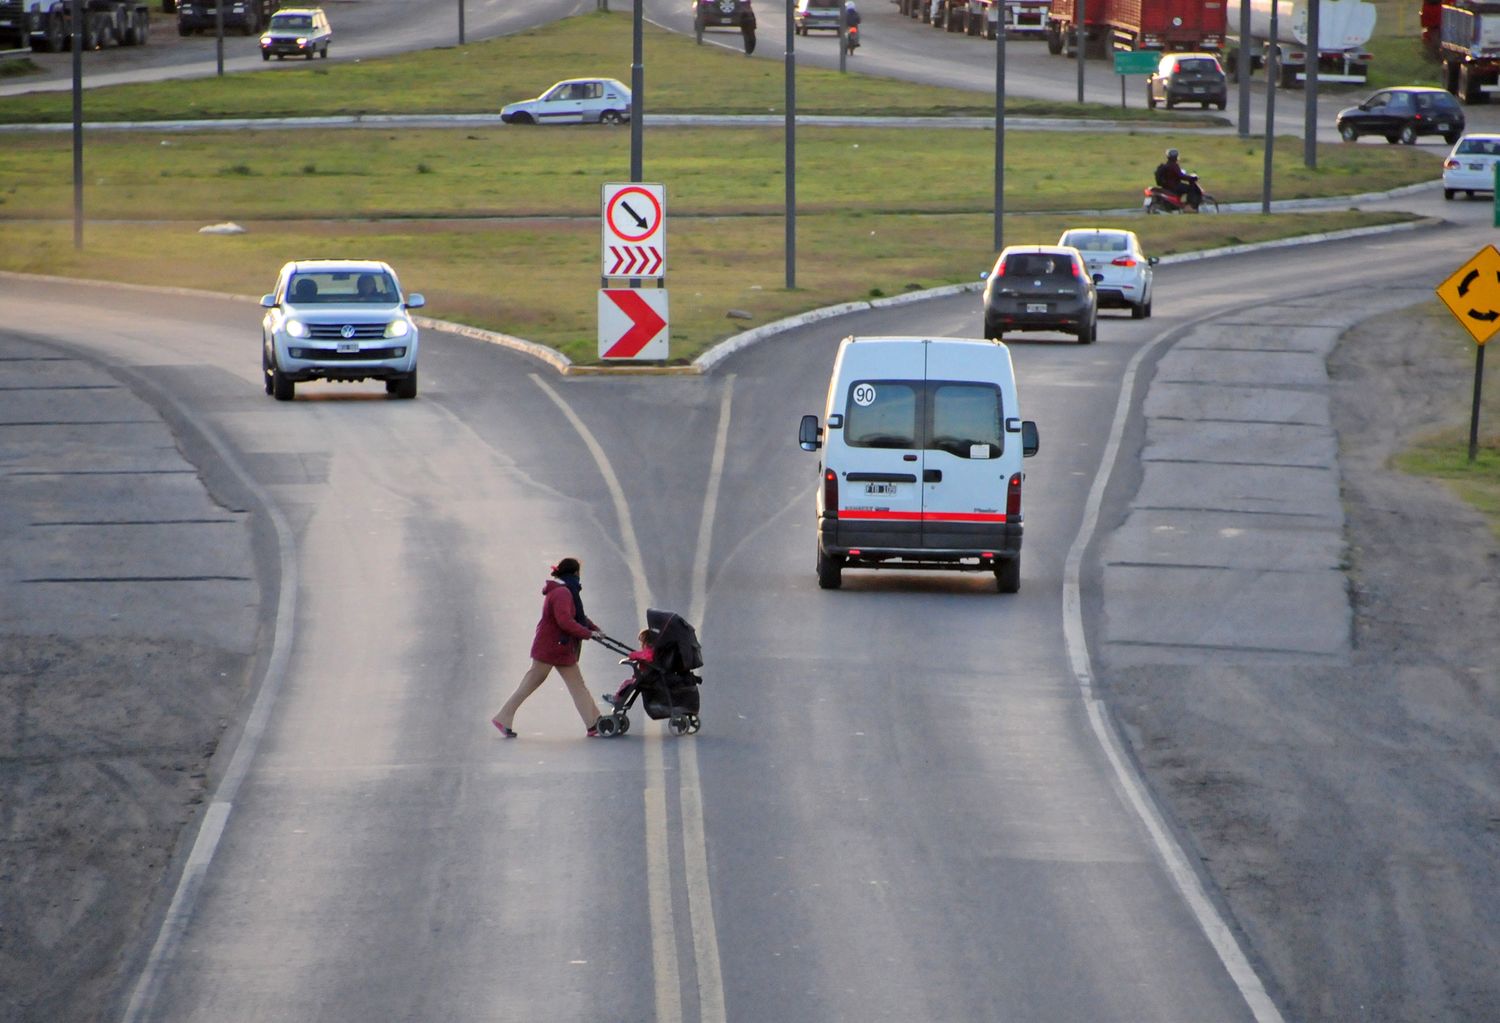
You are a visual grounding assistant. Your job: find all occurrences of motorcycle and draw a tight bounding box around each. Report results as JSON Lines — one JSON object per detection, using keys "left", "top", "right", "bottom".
{"left": 845, "top": 23, "right": 859, "bottom": 54}
{"left": 1142, "top": 173, "right": 1218, "bottom": 214}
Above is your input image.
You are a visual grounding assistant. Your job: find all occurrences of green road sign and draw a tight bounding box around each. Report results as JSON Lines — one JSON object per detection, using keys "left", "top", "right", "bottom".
{"left": 1114, "top": 50, "right": 1158, "bottom": 75}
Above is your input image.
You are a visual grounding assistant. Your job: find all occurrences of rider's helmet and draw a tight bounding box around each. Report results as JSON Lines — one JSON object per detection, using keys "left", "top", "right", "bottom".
{"left": 1165, "top": 148, "right": 1179, "bottom": 161}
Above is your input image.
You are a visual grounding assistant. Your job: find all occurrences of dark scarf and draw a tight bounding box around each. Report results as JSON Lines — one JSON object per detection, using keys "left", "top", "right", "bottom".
{"left": 558, "top": 574, "right": 588, "bottom": 628}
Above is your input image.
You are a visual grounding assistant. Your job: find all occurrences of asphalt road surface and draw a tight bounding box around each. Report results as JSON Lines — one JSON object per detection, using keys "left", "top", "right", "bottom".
{"left": 1, "top": 182, "right": 1490, "bottom": 1022}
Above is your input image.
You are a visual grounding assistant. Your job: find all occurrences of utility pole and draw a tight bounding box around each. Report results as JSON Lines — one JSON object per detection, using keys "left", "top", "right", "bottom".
{"left": 785, "top": 0, "right": 796, "bottom": 289}
{"left": 1262, "top": 0, "right": 1277, "bottom": 213}
{"left": 1236, "top": 0, "right": 1251, "bottom": 136}
{"left": 71, "top": 0, "right": 82, "bottom": 250}
{"left": 1075, "top": 0, "right": 1086, "bottom": 103}
{"left": 1304, "top": 0, "right": 1319, "bottom": 167}
{"left": 458, "top": 0, "right": 465, "bottom": 45}
{"left": 631, "top": 0, "right": 643, "bottom": 181}
{"left": 995, "top": 10, "right": 1006, "bottom": 252}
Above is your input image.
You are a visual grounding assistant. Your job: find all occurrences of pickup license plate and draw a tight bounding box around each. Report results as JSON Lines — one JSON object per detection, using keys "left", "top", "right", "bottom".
{"left": 864, "top": 483, "right": 898, "bottom": 496}
{"left": 1026, "top": 303, "right": 1047, "bottom": 313}
{"left": 337, "top": 341, "right": 360, "bottom": 354}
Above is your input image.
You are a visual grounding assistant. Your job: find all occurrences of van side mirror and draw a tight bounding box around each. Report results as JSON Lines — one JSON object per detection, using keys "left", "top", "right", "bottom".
{"left": 798, "top": 414, "right": 822, "bottom": 451}
{"left": 260, "top": 294, "right": 277, "bottom": 308}
{"left": 1022, "top": 420, "right": 1039, "bottom": 458}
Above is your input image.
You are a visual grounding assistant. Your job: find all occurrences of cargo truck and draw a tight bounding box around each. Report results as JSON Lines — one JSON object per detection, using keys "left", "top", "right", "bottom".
{"left": 1224, "top": 0, "right": 1375, "bottom": 87}
{"left": 1438, "top": 1, "right": 1500, "bottom": 104}
{"left": 176, "top": 0, "right": 278, "bottom": 35}
{"left": 899, "top": 0, "right": 1049, "bottom": 37}
{"left": 0, "top": 0, "right": 150, "bottom": 52}
{"left": 1102, "top": 0, "right": 1226, "bottom": 51}
{"left": 1045, "top": 0, "right": 1110, "bottom": 54}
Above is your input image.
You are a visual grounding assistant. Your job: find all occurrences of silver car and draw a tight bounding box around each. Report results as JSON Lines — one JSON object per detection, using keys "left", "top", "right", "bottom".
{"left": 1442, "top": 133, "right": 1500, "bottom": 200}
{"left": 500, "top": 78, "right": 633, "bottom": 125}
{"left": 260, "top": 260, "right": 424, "bottom": 401}
{"left": 1057, "top": 228, "right": 1156, "bottom": 319}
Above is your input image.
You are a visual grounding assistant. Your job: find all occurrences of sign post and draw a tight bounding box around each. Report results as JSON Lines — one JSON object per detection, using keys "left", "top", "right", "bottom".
{"left": 600, "top": 182, "right": 668, "bottom": 361}
{"left": 1113, "top": 50, "right": 1157, "bottom": 110}
{"left": 1435, "top": 244, "right": 1500, "bottom": 463}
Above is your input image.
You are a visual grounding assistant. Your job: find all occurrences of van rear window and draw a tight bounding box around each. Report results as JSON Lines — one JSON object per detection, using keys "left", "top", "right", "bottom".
{"left": 844, "top": 380, "right": 1003, "bottom": 458}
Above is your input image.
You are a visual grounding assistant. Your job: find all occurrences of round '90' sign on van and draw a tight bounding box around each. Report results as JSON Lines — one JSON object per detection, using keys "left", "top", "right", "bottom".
{"left": 798, "top": 336, "right": 1039, "bottom": 593}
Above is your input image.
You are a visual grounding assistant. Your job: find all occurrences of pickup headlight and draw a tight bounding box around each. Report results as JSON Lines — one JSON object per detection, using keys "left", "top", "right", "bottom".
{"left": 285, "top": 319, "right": 308, "bottom": 338}
{"left": 384, "top": 319, "right": 410, "bottom": 339}
{"left": 296, "top": 36, "right": 308, "bottom": 44}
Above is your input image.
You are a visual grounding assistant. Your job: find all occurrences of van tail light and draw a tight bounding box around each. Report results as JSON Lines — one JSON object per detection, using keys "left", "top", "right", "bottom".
{"left": 1111, "top": 256, "right": 1137, "bottom": 267}
{"left": 1445, "top": 158, "right": 1460, "bottom": 169}
{"left": 823, "top": 468, "right": 839, "bottom": 518}
{"left": 1006, "top": 472, "right": 1022, "bottom": 520}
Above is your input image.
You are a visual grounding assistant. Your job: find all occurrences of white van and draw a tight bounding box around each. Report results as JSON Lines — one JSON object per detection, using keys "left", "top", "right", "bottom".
{"left": 798, "top": 337, "right": 1039, "bottom": 592}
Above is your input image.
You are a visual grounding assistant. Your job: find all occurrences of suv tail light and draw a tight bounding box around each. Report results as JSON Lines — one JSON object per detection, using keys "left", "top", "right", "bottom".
{"left": 823, "top": 468, "right": 839, "bottom": 518}
{"left": 1006, "top": 472, "right": 1022, "bottom": 520}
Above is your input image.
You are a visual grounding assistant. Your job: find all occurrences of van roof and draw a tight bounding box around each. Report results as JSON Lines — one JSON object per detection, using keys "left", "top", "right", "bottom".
{"left": 843, "top": 335, "right": 1006, "bottom": 348}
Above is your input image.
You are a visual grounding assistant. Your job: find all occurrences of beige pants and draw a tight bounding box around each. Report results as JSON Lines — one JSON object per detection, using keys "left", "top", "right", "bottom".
{"left": 494, "top": 659, "right": 600, "bottom": 731}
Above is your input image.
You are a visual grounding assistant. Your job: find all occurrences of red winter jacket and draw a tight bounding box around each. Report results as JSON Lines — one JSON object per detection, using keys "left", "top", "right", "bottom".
{"left": 529, "top": 580, "right": 595, "bottom": 666}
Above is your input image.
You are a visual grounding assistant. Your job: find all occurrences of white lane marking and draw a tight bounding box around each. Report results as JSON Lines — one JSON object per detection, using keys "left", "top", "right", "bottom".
{"left": 120, "top": 382, "right": 300, "bottom": 1023}
{"left": 1061, "top": 329, "right": 1286, "bottom": 1023}
{"left": 680, "top": 376, "right": 736, "bottom": 1023}
{"left": 530, "top": 375, "right": 680, "bottom": 1022}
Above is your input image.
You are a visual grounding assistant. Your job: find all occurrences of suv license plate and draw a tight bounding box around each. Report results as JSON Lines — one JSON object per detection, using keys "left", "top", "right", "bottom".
{"left": 1438, "top": 122, "right": 1450, "bottom": 131}
{"left": 1026, "top": 303, "right": 1047, "bottom": 313}
{"left": 337, "top": 341, "right": 359, "bottom": 354}
{"left": 864, "top": 483, "right": 898, "bottom": 496}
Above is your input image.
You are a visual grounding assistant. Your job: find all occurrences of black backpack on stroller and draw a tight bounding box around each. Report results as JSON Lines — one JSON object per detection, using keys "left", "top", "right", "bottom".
{"left": 593, "top": 608, "right": 703, "bottom": 737}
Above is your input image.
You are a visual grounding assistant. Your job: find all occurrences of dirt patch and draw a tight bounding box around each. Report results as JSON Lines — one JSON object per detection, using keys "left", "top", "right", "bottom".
{"left": 1107, "top": 301, "right": 1500, "bottom": 1022}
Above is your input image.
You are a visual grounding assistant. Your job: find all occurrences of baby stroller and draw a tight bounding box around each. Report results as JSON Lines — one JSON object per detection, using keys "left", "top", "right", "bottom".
{"left": 592, "top": 608, "right": 703, "bottom": 737}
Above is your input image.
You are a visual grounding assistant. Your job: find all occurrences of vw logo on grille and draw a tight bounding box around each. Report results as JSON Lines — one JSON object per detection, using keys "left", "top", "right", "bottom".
{"left": 340, "top": 324, "right": 356, "bottom": 339}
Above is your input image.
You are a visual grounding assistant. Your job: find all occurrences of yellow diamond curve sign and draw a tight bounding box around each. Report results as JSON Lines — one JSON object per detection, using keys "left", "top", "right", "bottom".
{"left": 1436, "top": 244, "right": 1500, "bottom": 346}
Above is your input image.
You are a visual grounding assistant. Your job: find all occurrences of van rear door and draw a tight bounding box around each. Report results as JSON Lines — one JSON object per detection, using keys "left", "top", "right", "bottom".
{"left": 920, "top": 343, "right": 1012, "bottom": 551}
{"left": 834, "top": 346, "right": 925, "bottom": 549}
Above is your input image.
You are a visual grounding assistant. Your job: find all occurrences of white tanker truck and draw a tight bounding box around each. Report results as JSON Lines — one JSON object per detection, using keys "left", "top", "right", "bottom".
{"left": 1225, "top": 0, "right": 1376, "bottom": 87}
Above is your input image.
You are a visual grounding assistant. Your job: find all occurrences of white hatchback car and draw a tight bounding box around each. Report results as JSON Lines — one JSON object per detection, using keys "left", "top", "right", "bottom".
{"left": 501, "top": 78, "right": 633, "bottom": 125}
{"left": 1057, "top": 228, "right": 1157, "bottom": 319}
{"left": 1442, "top": 133, "right": 1500, "bottom": 200}
{"left": 260, "top": 260, "right": 424, "bottom": 401}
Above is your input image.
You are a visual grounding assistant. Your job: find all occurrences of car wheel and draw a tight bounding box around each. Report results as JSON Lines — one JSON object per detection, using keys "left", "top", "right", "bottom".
{"left": 1078, "top": 317, "right": 1096, "bottom": 344}
{"left": 1445, "top": 188, "right": 1456, "bottom": 200}
{"left": 1216, "top": 100, "right": 1227, "bottom": 110}
{"left": 1144, "top": 298, "right": 1153, "bottom": 318}
{"left": 1447, "top": 132, "right": 1463, "bottom": 145}
{"left": 1147, "top": 91, "right": 1157, "bottom": 110}
{"left": 600, "top": 110, "right": 623, "bottom": 125}
{"left": 1131, "top": 300, "right": 1146, "bottom": 319}
{"left": 271, "top": 360, "right": 295, "bottom": 401}
{"left": 321, "top": 44, "right": 328, "bottom": 58}
{"left": 387, "top": 370, "right": 418, "bottom": 400}
{"left": 995, "top": 556, "right": 1020, "bottom": 594}
{"left": 512, "top": 112, "right": 534, "bottom": 125}
{"left": 1165, "top": 97, "right": 1175, "bottom": 110}
{"left": 1398, "top": 124, "right": 1417, "bottom": 145}
{"left": 816, "top": 549, "right": 843, "bottom": 590}
{"left": 261, "top": 346, "right": 274, "bottom": 395}
{"left": 1467, "top": 190, "right": 1476, "bottom": 198}
{"left": 260, "top": 51, "right": 269, "bottom": 60}
{"left": 1339, "top": 123, "right": 1357, "bottom": 143}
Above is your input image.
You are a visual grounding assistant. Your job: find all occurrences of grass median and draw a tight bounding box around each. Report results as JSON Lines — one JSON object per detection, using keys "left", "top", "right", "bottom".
{"left": 0, "top": 10, "right": 1220, "bottom": 124}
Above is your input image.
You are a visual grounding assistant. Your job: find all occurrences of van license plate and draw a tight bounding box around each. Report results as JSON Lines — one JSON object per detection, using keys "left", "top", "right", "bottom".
{"left": 864, "top": 483, "right": 898, "bottom": 496}
{"left": 337, "top": 342, "right": 360, "bottom": 354}
{"left": 1026, "top": 303, "right": 1047, "bottom": 313}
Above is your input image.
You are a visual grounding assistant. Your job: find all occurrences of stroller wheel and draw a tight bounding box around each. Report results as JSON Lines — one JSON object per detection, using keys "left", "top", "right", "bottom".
{"left": 596, "top": 716, "right": 619, "bottom": 737}
{"left": 616, "top": 713, "right": 631, "bottom": 735}
{"left": 668, "top": 716, "right": 689, "bottom": 736}
{"left": 686, "top": 714, "right": 702, "bottom": 734}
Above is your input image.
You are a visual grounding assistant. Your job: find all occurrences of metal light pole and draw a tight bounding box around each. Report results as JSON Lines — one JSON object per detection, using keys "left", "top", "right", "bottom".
{"left": 458, "top": 0, "right": 465, "bottom": 45}
{"left": 1236, "top": 0, "right": 1251, "bottom": 137}
{"left": 785, "top": 0, "right": 796, "bottom": 290}
{"left": 214, "top": 0, "right": 223, "bottom": 77}
{"left": 839, "top": 2, "right": 847, "bottom": 73}
{"left": 71, "top": 0, "right": 82, "bottom": 250}
{"left": 995, "top": 12, "right": 1006, "bottom": 252}
{"left": 1304, "top": 0, "right": 1319, "bottom": 167}
{"left": 1075, "top": 0, "right": 1085, "bottom": 103}
{"left": 1262, "top": 0, "right": 1277, "bottom": 214}
{"left": 631, "top": 0, "right": 643, "bottom": 181}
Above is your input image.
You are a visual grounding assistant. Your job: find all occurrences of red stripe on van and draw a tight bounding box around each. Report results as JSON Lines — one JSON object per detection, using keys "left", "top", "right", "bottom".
{"left": 840, "top": 510, "right": 1008, "bottom": 523}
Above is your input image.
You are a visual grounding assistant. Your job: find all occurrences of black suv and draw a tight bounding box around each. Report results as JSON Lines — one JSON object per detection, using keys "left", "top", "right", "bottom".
{"left": 1336, "top": 87, "right": 1464, "bottom": 145}
{"left": 693, "top": 0, "right": 752, "bottom": 32}
{"left": 1146, "top": 52, "right": 1227, "bottom": 111}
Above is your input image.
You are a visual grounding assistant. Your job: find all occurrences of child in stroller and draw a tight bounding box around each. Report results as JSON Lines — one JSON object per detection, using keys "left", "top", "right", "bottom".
{"left": 592, "top": 608, "right": 703, "bottom": 737}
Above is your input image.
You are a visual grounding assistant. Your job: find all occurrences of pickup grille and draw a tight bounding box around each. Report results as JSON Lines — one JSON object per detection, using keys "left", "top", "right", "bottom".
{"left": 308, "top": 322, "right": 388, "bottom": 340}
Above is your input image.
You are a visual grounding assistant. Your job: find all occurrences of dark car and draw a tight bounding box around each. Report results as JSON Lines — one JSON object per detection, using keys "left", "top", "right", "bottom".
{"left": 1146, "top": 52, "right": 1227, "bottom": 111}
{"left": 982, "top": 245, "right": 1099, "bottom": 344}
{"left": 1336, "top": 87, "right": 1464, "bottom": 145}
{"left": 693, "top": 0, "right": 752, "bottom": 31}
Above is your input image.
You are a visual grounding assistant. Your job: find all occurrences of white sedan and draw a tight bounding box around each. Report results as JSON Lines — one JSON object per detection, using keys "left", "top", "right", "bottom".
{"left": 1442, "top": 133, "right": 1500, "bottom": 200}
{"left": 1057, "top": 228, "right": 1157, "bottom": 319}
{"left": 501, "top": 78, "right": 633, "bottom": 126}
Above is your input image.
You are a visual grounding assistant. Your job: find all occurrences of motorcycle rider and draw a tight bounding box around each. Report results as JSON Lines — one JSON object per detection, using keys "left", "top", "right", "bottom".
{"left": 1154, "top": 148, "right": 1203, "bottom": 210}
{"left": 843, "top": 0, "right": 860, "bottom": 51}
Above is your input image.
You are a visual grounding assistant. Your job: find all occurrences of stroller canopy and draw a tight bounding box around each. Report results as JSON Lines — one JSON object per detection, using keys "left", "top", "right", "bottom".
{"left": 647, "top": 608, "right": 703, "bottom": 672}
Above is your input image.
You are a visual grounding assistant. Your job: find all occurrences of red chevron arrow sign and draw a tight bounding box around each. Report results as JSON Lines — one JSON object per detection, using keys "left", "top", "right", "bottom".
{"left": 598, "top": 288, "right": 669, "bottom": 360}
{"left": 606, "top": 245, "right": 664, "bottom": 278}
